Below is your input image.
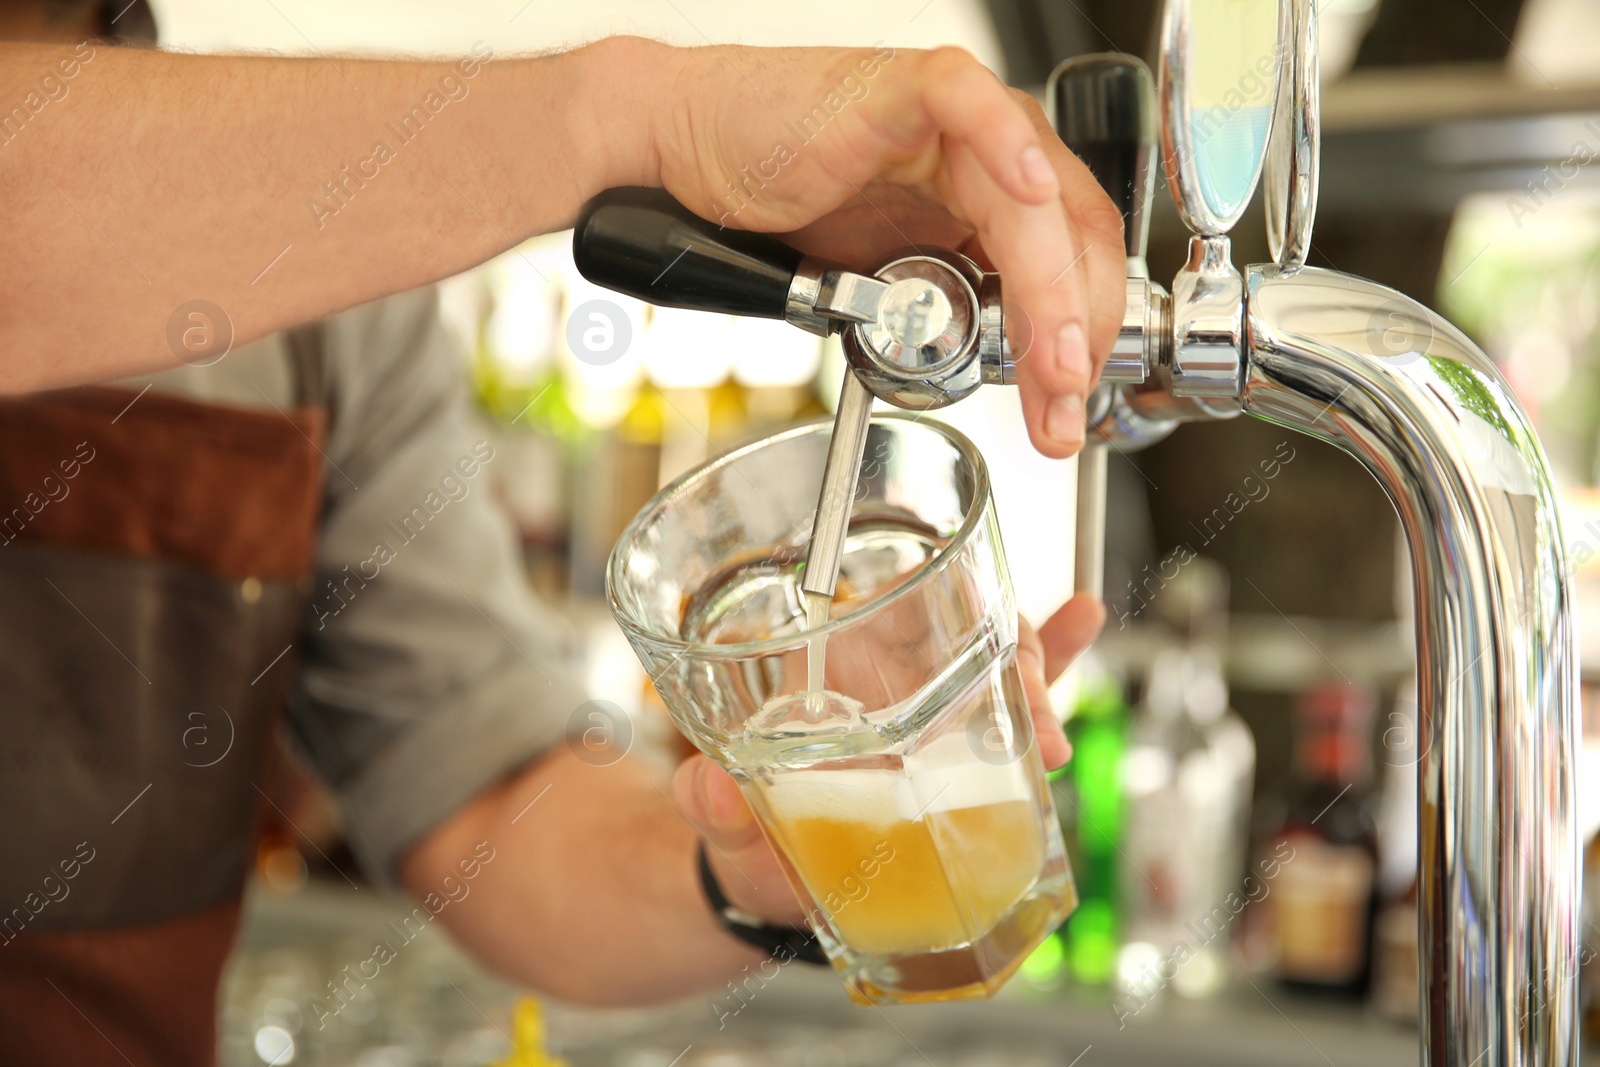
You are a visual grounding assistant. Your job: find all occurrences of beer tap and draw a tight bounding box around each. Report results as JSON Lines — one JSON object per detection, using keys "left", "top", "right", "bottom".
{"left": 572, "top": 189, "right": 1011, "bottom": 615}
{"left": 574, "top": 1, "right": 1579, "bottom": 1056}
{"left": 1055, "top": 1, "right": 1578, "bottom": 1063}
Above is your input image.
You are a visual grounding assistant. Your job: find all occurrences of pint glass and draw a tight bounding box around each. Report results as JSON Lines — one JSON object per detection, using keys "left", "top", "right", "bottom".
{"left": 607, "top": 416, "right": 1075, "bottom": 1004}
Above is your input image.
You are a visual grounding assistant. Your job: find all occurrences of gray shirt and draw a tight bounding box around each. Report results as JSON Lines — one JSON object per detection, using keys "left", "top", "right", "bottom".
{"left": 120, "top": 288, "right": 581, "bottom": 886}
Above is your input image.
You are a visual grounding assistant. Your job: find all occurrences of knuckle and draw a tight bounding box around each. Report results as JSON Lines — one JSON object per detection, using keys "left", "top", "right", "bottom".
{"left": 1077, "top": 194, "right": 1127, "bottom": 249}
{"left": 925, "top": 44, "right": 979, "bottom": 71}
{"left": 1009, "top": 87, "right": 1049, "bottom": 123}
{"left": 922, "top": 46, "right": 994, "bottom": 96}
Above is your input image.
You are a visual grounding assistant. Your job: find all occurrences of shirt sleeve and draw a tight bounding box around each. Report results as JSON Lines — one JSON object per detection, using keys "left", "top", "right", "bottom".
{"left": 288, "top": 288, "right": 586, "bottom": 887}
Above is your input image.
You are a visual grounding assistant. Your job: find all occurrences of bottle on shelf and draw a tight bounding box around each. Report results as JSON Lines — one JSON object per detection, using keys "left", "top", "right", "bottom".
{"left": 1370, "top": 880, "right": 1419, "bottom": 1023}
{"left": 1116, "top": 559, "right": 1256, "bottom": 1003}
{"left": 727, "top": 312, "right": 826, "bottom": 431}
{"left": 472, "top": 248, "right": 578, "bottom": 597}
{"left": 706, "top": 374, "right": 750, "bottom": 448}
{"left": 1261, "top": 682, "right": 1381, "bottom": 997}
{"left": 1051, "top": 656, "right": 1131, "bottom": 986}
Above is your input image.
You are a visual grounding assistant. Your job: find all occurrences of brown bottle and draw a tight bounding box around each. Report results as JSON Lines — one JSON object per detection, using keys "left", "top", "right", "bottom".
{"left": 1262, "top": 684, "right": 1380, "bottom": 996}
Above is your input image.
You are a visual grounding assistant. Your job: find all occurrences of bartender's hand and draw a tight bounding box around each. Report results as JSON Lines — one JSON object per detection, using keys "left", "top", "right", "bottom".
{"left": 673, "top": 593, "right": 1105, "bottom": 925}
{"left": 651, "top": 43, "right": 1126, "bottom": 459}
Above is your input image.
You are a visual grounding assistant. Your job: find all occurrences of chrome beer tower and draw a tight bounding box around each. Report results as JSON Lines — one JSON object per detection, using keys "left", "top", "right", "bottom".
{"left": 1067, "top": 2, "right": 1577, "bottom": 1063}
{"left": 572, "top": 0, "right": 1579, "bottom": 1060}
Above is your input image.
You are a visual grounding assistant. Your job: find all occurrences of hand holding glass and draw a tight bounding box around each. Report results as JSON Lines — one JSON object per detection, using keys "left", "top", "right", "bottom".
{"left": 608, "top": 417, "right": 1075, "bottom": 1004}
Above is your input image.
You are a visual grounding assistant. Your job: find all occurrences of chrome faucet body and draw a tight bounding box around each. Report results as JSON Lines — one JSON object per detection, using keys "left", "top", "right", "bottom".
{"left": 1063, "top": 0, "right": 1580, "bottom": 1055}
{"left": 1244, "top": 267, "right": 1579, "bottom": 1065}
{"left": 1093, "top": 213, "right": 1581, "bottom": 1067}
{"left": 1083, "top": 128, "right": 1581, "bottom": 1067}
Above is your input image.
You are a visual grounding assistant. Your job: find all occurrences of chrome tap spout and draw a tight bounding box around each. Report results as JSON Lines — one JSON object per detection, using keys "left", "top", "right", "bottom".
{"left": 1244, "top": 265, "right": 1579, "bottom": 1067}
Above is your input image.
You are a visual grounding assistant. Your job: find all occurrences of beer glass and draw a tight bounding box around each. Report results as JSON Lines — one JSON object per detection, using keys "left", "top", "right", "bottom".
{"left": 607, "top": 415, "right": 1075, "bottom": 1004}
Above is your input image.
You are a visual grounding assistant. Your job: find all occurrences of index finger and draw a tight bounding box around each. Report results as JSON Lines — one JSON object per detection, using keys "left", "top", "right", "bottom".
{"left": 881, "top": 48, "right": 1065, "bottom": 208}
{"left": 848, "top": 49, "right": 1124, "bottom": 455}
{"left": 919, "top": 85, "right": 1123, "bottom": 458}
{"left": 940, "top": 137, "right": 1096, "bottom": 457}
{"left": 862, "top": 52, "right": 1094, "bottom": 457}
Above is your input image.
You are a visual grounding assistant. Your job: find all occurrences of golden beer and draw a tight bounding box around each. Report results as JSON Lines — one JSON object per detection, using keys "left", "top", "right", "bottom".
{"left": 756, "top": 732, "right": 1050, "bottom": 959}
{"left": 774, "top": 800, "right": 1045, "bottom": 955}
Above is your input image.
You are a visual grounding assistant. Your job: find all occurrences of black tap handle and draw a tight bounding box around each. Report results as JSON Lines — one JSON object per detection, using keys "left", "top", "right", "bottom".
{"left": 1051, "top": 54, "right": 1157, "bottom": 603}
{"left": 572, "top": 187, "right": 805, "bottom": 320}
{"left": 1048, "top": 54, "right": 1157, "bottom": 261}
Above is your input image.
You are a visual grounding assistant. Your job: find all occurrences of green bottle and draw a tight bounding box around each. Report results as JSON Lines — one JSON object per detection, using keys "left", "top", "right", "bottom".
{"left": 1054, "top": 658, "right": 1129, "bottom": 986}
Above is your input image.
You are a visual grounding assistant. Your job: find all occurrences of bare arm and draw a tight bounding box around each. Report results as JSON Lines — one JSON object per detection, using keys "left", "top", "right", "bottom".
{"left": 0, "top": 37, "right": 654, "bottom": 390}
{"left": 0, "top": 37, "right": 1122, "bottom": 456}
{"left": 399, "top": 746, "right": 765, "bottom": 1007}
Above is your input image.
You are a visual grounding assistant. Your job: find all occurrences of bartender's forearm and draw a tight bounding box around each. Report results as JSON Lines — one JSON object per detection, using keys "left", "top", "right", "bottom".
{"left": 0, "top": 37, "right": 660, "bottom": 392}
{"left": 400, "top": 747, "right": 769, "bottom": 1006}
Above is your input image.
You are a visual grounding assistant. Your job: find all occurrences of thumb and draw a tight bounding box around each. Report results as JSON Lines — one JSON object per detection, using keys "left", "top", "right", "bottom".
{"left": 672, "top": 755, "right": 763, "bottom": 850}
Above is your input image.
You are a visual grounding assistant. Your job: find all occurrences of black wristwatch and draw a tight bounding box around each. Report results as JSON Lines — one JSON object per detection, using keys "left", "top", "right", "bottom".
{"left": 696, "top": 842, "right": 828, "bottom": 965}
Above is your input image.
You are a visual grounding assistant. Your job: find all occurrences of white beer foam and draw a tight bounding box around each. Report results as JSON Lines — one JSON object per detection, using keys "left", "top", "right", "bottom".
{"left": 909, "top": 732, "right": 1034, "bottom": 814}
{"left": 763, "top": 768, "right": 917, "bottom": 824}
{"left": 762, "top": 734, "right": 1033, "bottom": 824}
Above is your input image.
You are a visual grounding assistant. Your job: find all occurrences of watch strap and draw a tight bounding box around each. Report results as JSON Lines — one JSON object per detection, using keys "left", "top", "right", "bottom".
{"left": 696, "top": 842, "right": 827, "bottom": 965}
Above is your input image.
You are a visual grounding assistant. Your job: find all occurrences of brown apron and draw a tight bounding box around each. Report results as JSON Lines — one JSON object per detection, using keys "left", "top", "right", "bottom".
{"left": 0, "top": 348, "right": 326, "bottom": 1066}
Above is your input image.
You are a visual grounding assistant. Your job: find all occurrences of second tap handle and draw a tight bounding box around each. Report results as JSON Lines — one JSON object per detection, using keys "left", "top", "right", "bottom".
{"left": 572, "top": 187, "right": 804, "bottom": 321}
{"left": 1051, "top": 53, "right": 1157, "bottom": 605}
{"left": 1048, "top": 54, "right": 1158, "bottom": 263}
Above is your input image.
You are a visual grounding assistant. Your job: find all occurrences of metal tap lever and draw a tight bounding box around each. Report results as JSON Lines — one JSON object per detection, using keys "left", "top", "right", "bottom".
{"left": 1049, "top": 54, "right": 1159, "bottom": 600}
{"left": 573, "top": 186, "right": 997, "bottom": 401}
{"left": 573, "top": 187, "right": 1012, "bottom": 609}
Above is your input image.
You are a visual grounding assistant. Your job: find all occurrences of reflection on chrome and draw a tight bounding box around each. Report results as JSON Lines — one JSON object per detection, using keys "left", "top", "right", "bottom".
{"left": 1244, "top": 265, "right": 1579, "bottom": 1067}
